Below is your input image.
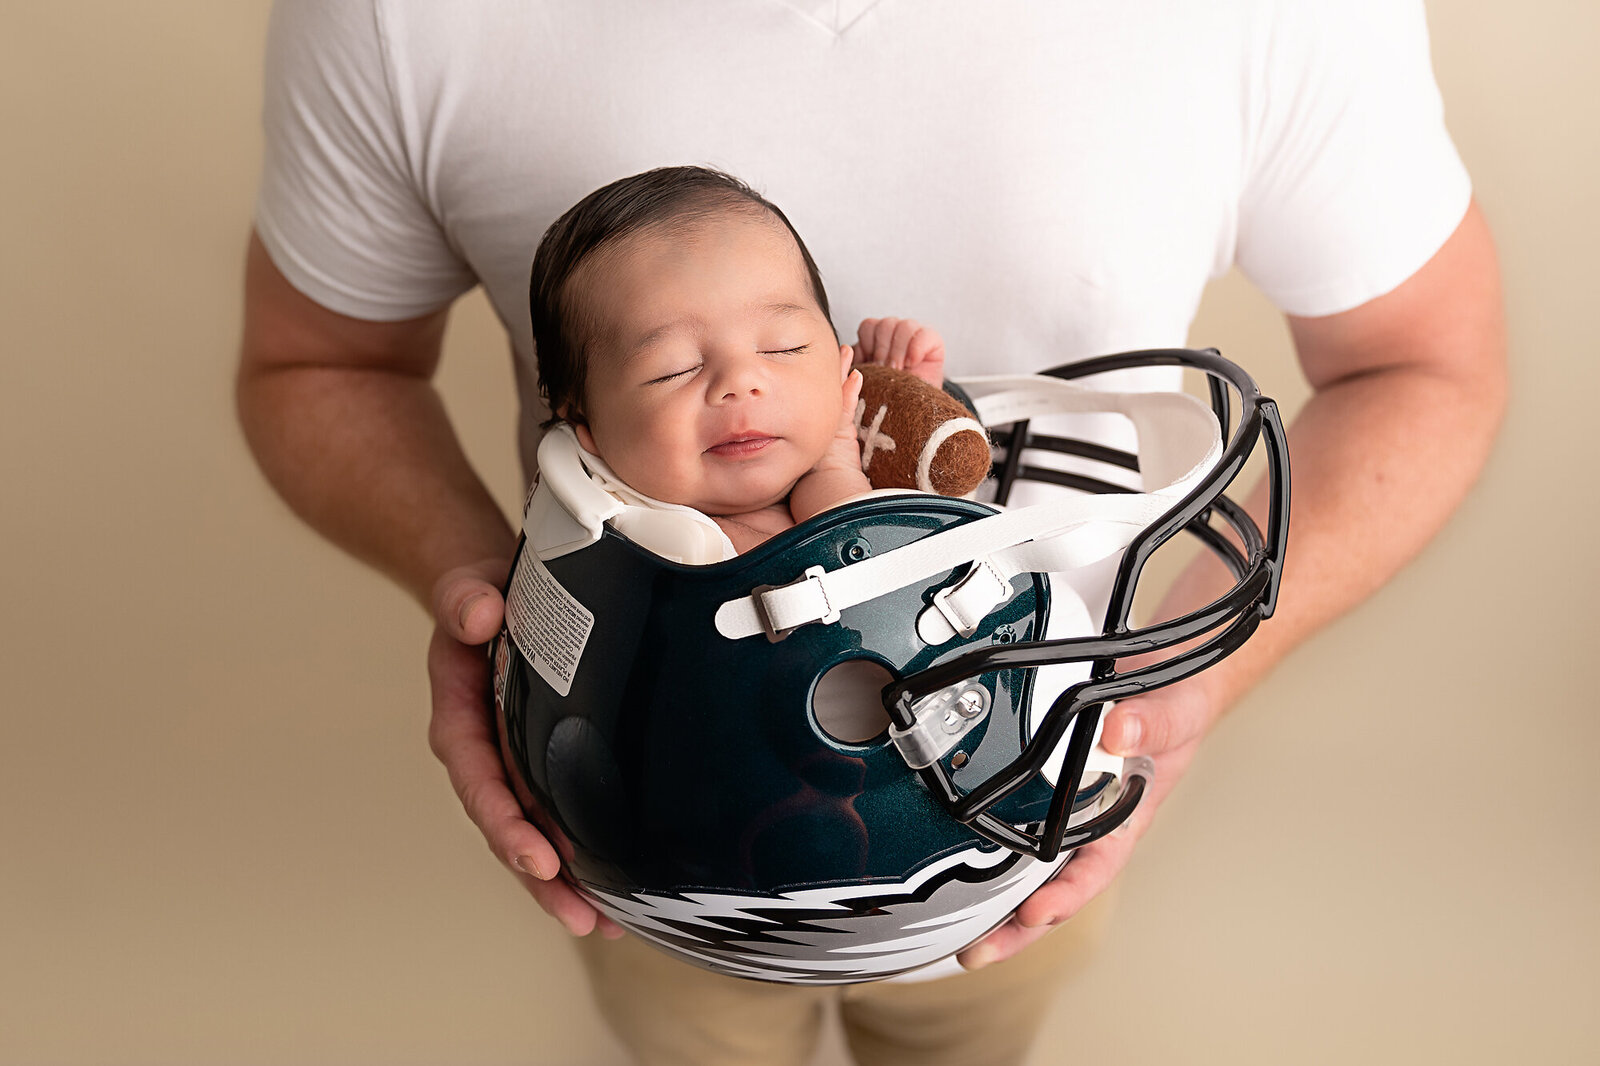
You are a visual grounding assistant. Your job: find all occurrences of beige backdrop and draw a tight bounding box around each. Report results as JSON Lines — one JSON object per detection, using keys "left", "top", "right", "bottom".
{"left": 3, "top": 3, "right": 1596, "bottom": 1064}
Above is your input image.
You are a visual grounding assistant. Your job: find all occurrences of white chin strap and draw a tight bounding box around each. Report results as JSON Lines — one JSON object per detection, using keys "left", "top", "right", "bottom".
{"left": 713, "top": 375, "right": 1223, "bottom": 643}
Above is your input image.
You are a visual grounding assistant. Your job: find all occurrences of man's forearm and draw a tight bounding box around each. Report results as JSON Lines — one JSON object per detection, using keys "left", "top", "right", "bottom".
{"left": 237, "top": 364, "right": 515, "bottom": 605}
{"left": 236, "top": 233, "right": 515, "bottom": 607}
{"left": 1150, "top": 358, "right": 1505, "bottom": 717}
{"left": 1144, "top": 201, "right": 1507, "bottom": 718}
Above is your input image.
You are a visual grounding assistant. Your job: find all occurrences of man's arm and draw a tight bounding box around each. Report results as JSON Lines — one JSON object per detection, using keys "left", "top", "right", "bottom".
{"left": 236, "top": 231, "right": 618, "bottom": 937}
{"left": 236, "top": 232, "right": 509, "bottom": 600}
{"left": 961, "top": 200, "right": 1507, "bottom": 967}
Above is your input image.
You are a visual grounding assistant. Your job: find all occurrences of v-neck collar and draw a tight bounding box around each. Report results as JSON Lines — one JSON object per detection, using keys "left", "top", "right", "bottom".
{"left": 769, "top": 0, "right": 884, "bottom": 37}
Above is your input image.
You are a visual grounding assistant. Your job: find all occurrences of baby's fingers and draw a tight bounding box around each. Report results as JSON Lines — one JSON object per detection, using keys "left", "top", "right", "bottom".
{"left": 905, "top": 326, "right": 944, "bottom": 368}
{"left": 836, "top": 369, "right": 864, "bottom": 439}
{"left": 903, "top": 326, "right": 946, "bottom": 386}
{"left": 869, "top": 317, "right": 908, "bottom": 368}
{"left": 885, "top": 318, "right": 924, "bottom": 370}
{"left": 854, "top": 318, "right": 882, "bottom": 362}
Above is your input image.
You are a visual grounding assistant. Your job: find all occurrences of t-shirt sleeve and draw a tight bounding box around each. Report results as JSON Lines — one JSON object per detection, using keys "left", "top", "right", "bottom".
{"left": 254, "top": 0, "right": 476, "bottom": 320}
{"left": 1234, "top": 0, "right": 1472, "bottom": 318}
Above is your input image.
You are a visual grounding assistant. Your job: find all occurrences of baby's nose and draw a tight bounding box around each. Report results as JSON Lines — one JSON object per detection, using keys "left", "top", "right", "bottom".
{"left": 711, "top": 360, "right": 766, "bottom": 400}
{"left": 718, "top": 380, "right": 763, "bottom": 400}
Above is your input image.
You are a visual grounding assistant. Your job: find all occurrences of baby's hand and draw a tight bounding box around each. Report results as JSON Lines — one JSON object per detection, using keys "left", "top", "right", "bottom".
{"left": 814, "top": 367, "right": 866, "bottom": 476}
{"left": 788, "top": 365, "right": 870, "bottom": 528}
{"left": 854, "top": 317, "right": 945, "bottom": 388}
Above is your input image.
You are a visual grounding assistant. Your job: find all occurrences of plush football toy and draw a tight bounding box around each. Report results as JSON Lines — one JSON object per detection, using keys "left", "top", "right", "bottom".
{"left": 853, "top": 364, "right": 991, "bottom": 497}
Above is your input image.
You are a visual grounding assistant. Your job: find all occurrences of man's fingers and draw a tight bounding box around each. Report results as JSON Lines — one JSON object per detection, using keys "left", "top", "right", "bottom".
{"left": 1102, "top": 687, "right": 1208, "bottom": 757}
{"left": 426, "top": 563, "right": 614, "bottom": 939}
{"left": 432, "top": 570, "right": 506, "bottom": 645}
{"left": 957, "top": 917, "right": 1050, "bottom": 970}
{"left": 957, "top": 832, "right": 1139, "bottom": 970}
{"left": 460, "top": 776, "right": 561, "bottom": 880}
{"left": 1099, "top": 703, "right": 1144, "bottom": 756}
{"left": 426, "top": 628, "right": 495, "bottom": 750}
{"left": 427, "top": 625, "right": 609, "bottom": 935}
{"left": 457, "top": 587, "right": 504, "bottom": 645}
{"left": 962, "top": 687, "right": 1217, "bottom": 970}
{"left": 431, "top": 558, "right": 511, "bottom": 639}
{"left": 1028, "top": 834, "right": 1136, "bottom": 923}
{"left": 426, "top": 629, "right": 559, "bottom": 879}
{"left": 514, "top": 865, "right": 607, "bottom": 936}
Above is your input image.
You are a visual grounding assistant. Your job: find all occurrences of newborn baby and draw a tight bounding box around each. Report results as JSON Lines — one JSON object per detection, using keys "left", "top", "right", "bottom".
{"left": 529, "top": 165, "right": 945, "bottom": 553}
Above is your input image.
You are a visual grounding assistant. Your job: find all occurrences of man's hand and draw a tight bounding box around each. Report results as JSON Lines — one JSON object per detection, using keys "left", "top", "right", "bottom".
{"left": 237, "top": 232, "right": 620, "bottom": 939}
{"left": 958, "top": 198, "right": 1505, "bottom": 969}
{"left": 956, "top": 680, "right": 1212, "bottom": 969}
{"left": 854, "top": 316, "right": 946, "bottom": 387}
{"left": 427, "top": 560, "right": 624, "bottom": 939}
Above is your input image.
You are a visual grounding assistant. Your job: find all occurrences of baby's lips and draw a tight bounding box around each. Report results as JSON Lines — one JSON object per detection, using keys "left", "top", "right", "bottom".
{"left": 705, "top": 434, "right": 779, "bottom": 457}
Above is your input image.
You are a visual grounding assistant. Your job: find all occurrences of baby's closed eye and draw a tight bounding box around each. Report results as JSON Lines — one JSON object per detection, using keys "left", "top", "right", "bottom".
{"left": 645, "top": 364, "right": 700, "bottom": 385}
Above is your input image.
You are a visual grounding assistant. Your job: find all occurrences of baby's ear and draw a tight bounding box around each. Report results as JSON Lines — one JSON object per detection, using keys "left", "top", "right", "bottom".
{"left": 559, "top": 405, "right": 599, "bottom": 454}
{"left": 839, "top": 343, "right": 853, "bottom": 380}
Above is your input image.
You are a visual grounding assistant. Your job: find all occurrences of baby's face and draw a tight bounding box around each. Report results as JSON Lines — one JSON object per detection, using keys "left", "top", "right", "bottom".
{"left": 566, "top": 211, "right": 849, "bottom": 515}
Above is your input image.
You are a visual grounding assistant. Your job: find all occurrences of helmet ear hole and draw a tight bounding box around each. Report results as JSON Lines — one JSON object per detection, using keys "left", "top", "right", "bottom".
{"left": 812, "top": 659, "right": 895, "bottom": 745}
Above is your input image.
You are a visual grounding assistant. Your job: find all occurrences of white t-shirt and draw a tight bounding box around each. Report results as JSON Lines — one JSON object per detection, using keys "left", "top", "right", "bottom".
{"left": 255, "top": 0, "right": 1469, "bottom": 985}
{"left": 256, "top": 0, "right": 1471, "bottom": 482}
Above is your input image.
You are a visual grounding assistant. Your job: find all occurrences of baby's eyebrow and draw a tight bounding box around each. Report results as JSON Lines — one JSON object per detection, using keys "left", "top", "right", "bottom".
{"left": 625, "top": 314, "right": 704, "bottom": 359}
{"left": 623, "top": 301, "right": 811, "bottom": 359}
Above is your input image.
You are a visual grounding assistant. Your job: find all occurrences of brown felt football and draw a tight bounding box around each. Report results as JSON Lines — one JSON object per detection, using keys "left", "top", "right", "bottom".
{"left": 853, "top": 364, "right": 991, "bottom": 497}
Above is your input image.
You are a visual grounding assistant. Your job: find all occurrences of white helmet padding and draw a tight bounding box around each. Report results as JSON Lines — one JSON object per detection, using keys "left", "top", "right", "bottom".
{"left": 526, "top": 424, "right": 735, "bottom": 566}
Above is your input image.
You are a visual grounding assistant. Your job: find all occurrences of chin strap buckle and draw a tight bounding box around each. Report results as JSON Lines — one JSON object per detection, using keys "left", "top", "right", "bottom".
{"left": 751, "top": 565, "right": 840, "bottom": 643}
{"left": 917, "top": 558, "right": 1014, "bottom": 645}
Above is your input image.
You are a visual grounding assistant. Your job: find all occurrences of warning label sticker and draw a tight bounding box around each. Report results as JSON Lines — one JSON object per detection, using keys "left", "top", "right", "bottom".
{"left": 505, "top": 555, "right": 595, "bottom": 697}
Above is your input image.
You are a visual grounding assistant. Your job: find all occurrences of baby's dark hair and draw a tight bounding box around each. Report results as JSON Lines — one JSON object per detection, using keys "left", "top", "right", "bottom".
{"left": 529, "top": 165, "right": 833, "bottom": 423}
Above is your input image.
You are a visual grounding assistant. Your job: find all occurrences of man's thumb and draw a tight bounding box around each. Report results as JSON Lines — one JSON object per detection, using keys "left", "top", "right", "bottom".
{"left": 434, "top": 572, "right": 505, "bottom": 645}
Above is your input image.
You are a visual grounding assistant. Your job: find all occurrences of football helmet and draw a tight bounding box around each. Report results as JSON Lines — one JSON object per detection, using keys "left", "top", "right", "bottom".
{"left": 492, "top": 348, "right": 1289, "bottom": 984}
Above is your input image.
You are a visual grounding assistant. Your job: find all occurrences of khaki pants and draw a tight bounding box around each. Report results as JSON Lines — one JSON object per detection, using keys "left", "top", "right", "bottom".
{"left": 573, "top": 891, "right": 1113, "bottom": 1066}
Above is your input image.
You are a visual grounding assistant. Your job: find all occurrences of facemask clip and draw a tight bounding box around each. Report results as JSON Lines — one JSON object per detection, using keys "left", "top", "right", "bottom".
{"left": 888, "top": 682, "right": 991, "bottom": 769}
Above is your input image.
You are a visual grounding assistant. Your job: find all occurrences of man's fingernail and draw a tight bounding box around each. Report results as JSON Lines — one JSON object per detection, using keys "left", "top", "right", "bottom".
{"left": 513, "top": 853, "right": 554, "bottom": 880}
{"left": 1019, "top": 911, "right": 1058, "bottom": 929}
{"left": 458, "top": 593, "right": 487, "bottom": 631}
{"left": 1109, "top": 713, "right": 1140, "bottom": 754}
{"left": 963, "top": 945, "right": 997, "bottom": 970}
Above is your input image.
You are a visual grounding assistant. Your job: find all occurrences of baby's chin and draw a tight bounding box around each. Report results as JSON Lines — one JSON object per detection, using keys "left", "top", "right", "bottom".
{"left": 688, "top": 462, "right": 808, "bottom": 517}
{"left": 695, "top": 484, "right": 796, "bottom": 517}
{"left": 619, "top": 460, "right": 794, "bottom": 515}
